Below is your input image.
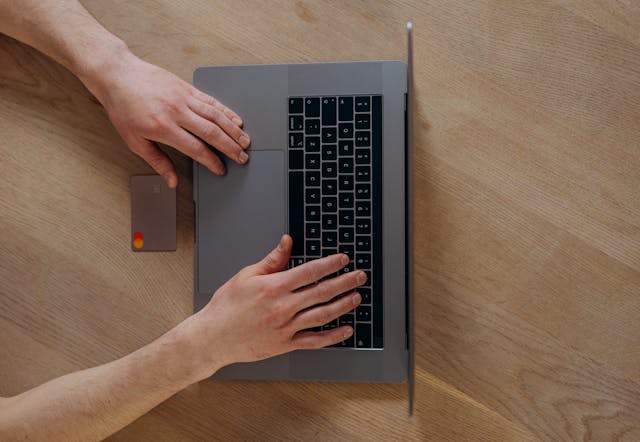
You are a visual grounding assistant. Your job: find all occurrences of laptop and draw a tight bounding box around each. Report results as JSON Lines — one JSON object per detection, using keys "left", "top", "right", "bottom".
{"left": 193, "top": 23, "right": 414, "bottom": 386}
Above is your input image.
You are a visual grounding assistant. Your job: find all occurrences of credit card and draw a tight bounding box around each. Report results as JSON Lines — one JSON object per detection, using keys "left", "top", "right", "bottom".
{"left": 130, "top": 175, "right": 176, "bottom": 252}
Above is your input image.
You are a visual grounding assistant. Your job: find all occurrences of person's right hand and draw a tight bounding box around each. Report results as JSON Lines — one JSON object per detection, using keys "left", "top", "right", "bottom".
{"left": 186, "top": 234, "right": 365, "bottom": 378}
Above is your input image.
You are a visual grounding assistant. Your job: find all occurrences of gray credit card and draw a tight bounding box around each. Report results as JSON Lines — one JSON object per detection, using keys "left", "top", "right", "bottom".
{"left": 130, "top": 175, "right": 176, "bottom": 252}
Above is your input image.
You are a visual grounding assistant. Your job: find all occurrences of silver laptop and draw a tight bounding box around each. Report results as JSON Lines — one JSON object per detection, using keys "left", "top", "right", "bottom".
{"left": 193, "top": 24, "right": 414, "bottom": 384}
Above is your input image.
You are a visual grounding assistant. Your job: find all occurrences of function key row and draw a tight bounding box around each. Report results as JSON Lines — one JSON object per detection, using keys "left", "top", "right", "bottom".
{"left": 289, "top": 96, "right": 373, "bottom": 122}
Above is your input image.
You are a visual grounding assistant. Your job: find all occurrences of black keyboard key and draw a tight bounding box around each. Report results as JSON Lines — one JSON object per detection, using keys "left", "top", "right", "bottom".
{"left": 289, "top": 256, "right": 305, "bottom": 268}
{"left": 322, "top": 97, "right": 337, "bottom": 125}
{"left": 305, "top": 188, "right": 320, "bottom": 204}
{"left": 355, "top": 96, "right": 370, "bottom": 112}
{"left": 323, "top": 231, "right": 337, "bottom": 248}
{"left": 339, "top": 193, "right": 354, "bottom": 209}
{"left": 356, "top": 236, "right": 371, "bottom": 251}
{"left": 324, "top": 318, "right": 338, "bottom": 329}
{"left": 305, "top": 97, "right": 320, "bottom": 117}
{"left": 322, "top": 144, "right": 337, "bottom": 161}
{"left": 289, "top": 132, "right": 303, "bottom": 148}
{"left": 340, "top": 262, "right": 355, "bottom": 274}
{"left": 306, "top": 222, "right": 321, "bottom": 238}
{"left": 338, "top": 123, "right": 353, "bottom": 138}
{"left": 322, "top": 162, "right": 337, "bottom": 178}
{"left": 355, "top": 131, "right": 370, "bottom": 147}
{"left": 306, "top": 240, "right": 320, "bottom": 256}
{"left": 338, "top": 96, "right": 353, "bottom": 121}
{"left": 356, "top": 201, "right": 370, "bottom": 216}
{"left": 356, "top": 305, "right": 371, "bottom": 321}
{"left": 306, "top": 136, "right": 320, "bottom": 151}
{"left": 306, "top": 205, "right": 320, "bottom": 221}
{"left": 323, "top": 248, "right": 337, "bottom": 257}
{"left": 339, "top": 313, "right": 355, "bottom": 326}
{"left": 339, "top": 244, "right": 354, "bottom": 260}
{"left": 305, "top": 118, "right": 320, "bottom": 135}
{"left": 322, "top": 197, "right": 337, "bottom": 212}
{"left": 339, "top": 175, "right": 354, "bottom": 190}
{"left": 355, "top": 219, "right": 371, "bottom": 234}
{"left": 356, "top": 253, "right": 371, "bottom": 268}
{"left": 289, "top": 150, "right": 303, "bottom": 170}
{"left": 289, "top": 115, "right": 303, "bottom": 131}
{"left": 355, "top": 183, "right": 370, "bottom": 199}
{"left": 339, "top": 140, "right": 353, "bottom": 156}
{"left": 322, "top": 179, "right": 337, "bottom": 195}
{"left": 356, "top": 323, "right": 371, "bottom": 348}
{"left": 339, "top": 227, "right": 354, "bottom": 243}
{"left": 322, "top": 127, "right": 337, "bottom": 143}
{"left": 306, "top": 171, "right": 320, "bottom": 187}
{"left": 339, "top": 209, "right": 354, "bottom": 225}
{"left": 322, "top": 214, "right": 337, "bottom": 230}
{"left": 339, "top": 157, "right": 353, "bottom": 174}
{"left": 355, "top": 113, "right": 370, "bottom": 129}
{"left": 337, "top": 336, "right": 355, "bottom": 347}
{"left": 355, "top": 166, "right": 370, "bottom": 181}
{"left": 355, "top": 149, "right": 371, "bottom": 164}
{"left": 306, "top": 153, "right": 320, "bottom": 169}
{"left": 358, "top": 287, "right": 371, "bottom": 304}
{"left": 289, "top": 97, "right": 303, "bottom": 114}
{"left": 288, "top": 171, "right": 304, "bottom": 255}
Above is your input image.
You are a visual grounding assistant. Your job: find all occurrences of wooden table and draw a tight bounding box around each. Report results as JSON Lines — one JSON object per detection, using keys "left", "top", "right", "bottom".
{"left": 1, "top": 1, "right": 639, "bottom": 440}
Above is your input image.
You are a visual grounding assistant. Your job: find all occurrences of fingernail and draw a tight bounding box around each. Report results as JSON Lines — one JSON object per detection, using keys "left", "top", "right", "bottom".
{"left": 344, "top": 327, "right": 353, "bottom": 338}
{"left": 357, "top": 271, "right": 367, "bottom": 285}
{"left": 239, "top": 135, "right": 250, "bottom": 148}
{"left": 352, "top": 292, "right": 361, "bottom": 306}
{"left": 232, "top": 117, "right": 243, "bottom": 126}
{"left": 277, "top": 235, "right": 286, "bottom": 251}
{"left": 239, "top": 151, "right": 249, "bottom": 164}
{"left": 340, "top": 254, "right": 349, "bottom": 265}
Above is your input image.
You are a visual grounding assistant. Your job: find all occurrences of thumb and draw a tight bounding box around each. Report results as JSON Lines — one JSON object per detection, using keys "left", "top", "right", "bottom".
{"left": 129, "top": 137, "right": 178, "bottom": 188}
{"left": 253, "top": 234, "right": 292, "bottom": 275}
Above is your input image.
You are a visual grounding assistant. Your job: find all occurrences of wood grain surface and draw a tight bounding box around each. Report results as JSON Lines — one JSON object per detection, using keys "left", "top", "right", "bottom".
{"left": 1, "top": 1, "right": 639, "bottom": 440}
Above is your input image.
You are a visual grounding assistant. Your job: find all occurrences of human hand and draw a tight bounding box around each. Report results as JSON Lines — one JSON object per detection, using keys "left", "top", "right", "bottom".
{"left": 82, "top": 50, "right": 250, "bottom": 188}
{"left": 187, "top": 234, "right": 365, "bottom": 378}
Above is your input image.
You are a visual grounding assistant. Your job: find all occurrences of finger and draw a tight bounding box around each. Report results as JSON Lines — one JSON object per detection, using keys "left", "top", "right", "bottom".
{"left": 187, "top": 98, "right": 250, "bottom": 149}
{"left": 283, "top": 253, "right": 349, "bottom": 290}
{"left": 294, "top": 270, "right": 366, "bottom": 311}
{"left": 291, "top": 326, "right": 354, "bottom": 350}
{"left": 128, "top": 138, "right": 178, "bottom": 188}
{"left": 249, "top": 234, "right": 292, "bottom": 276}
{"left": 162, "top": 126, "right": 226, "bottom": 175}
{"left": 191, "top": 88, "right": 243, "bottom": 127}
{"left": 181, "top": 113, "right": 248, "bottom": 165}
{"left": 292, "top": 291, "right": 361, "bottom": 330}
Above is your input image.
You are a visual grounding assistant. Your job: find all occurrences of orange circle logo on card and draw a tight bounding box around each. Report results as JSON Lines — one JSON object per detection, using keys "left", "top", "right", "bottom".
{"left": 133, "top": 232, "right": 144, "bottom": 249}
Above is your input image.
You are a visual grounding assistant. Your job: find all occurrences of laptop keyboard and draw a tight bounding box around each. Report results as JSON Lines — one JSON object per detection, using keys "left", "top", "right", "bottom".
{"left": 288, "top": 95, "right": 383, "bottom": 349}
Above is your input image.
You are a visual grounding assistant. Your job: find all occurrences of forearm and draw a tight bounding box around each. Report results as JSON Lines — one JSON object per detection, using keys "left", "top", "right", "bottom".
{"left": 0, "top": 315, "right": 219, "bottom": 442}
{"left": 0, "top": 0, "right": 129, "bottom": 86}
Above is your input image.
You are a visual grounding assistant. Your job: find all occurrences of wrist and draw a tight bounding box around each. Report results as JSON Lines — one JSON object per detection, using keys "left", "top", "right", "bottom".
{"left": 73, "top": 37, "right": 134, "bottom": 104}
{"left": 169, "top": 312, "right": 229, "bottom": 383}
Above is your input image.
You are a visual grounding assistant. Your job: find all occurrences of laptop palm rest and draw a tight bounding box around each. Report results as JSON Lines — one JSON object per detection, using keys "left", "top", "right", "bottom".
{"left": 197, "top": 149, "right": 290, "bottom": 379}
{"left": 197, "top": 149, "right": 286, "bottom": 301}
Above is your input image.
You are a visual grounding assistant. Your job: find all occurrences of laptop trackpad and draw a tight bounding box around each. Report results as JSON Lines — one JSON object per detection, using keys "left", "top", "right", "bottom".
{"left": 197, "top": 150, "right": 285, "bottom": 295}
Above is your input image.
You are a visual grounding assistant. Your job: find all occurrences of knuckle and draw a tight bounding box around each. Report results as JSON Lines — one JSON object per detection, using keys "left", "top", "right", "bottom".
{"left": 191, "top": 141, "right": 209, "bottom": 159}
{"left": 210, "top": 108, "right": 223, "bottom": 121}
{"left": 203, "top": 124, "right": 222, "bottom": 142}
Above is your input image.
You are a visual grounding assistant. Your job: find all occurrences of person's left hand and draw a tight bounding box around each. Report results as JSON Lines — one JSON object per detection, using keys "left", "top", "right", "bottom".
{"left": 82, "top": 49, "right": 250, "bottom": 188}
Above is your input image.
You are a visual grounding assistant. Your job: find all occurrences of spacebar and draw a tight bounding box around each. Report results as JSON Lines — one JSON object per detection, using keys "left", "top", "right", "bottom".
{"left": 288, "top": 171, "right": 304, "bottom": 256}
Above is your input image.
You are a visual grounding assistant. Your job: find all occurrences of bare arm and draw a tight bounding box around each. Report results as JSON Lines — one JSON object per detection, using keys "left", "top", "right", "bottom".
{"left": 0, "top": 317, "right": 213, "bottom": 441}
{"left": 0, "top": 0, "right": 251, "bottom": 187}
{"left": 0, "top": 236, "right": 363, "bottom": 441}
